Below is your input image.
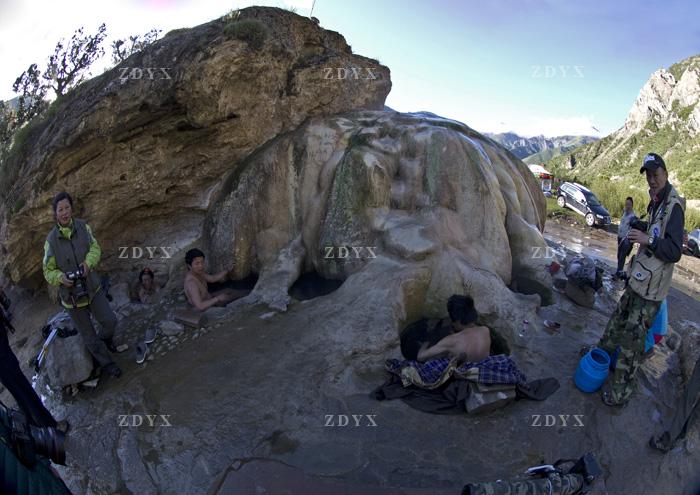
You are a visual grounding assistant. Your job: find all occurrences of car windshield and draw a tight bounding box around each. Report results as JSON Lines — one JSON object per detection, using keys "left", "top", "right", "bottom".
{"left": 583, "top": 193, "right": 601, "bottom": 206}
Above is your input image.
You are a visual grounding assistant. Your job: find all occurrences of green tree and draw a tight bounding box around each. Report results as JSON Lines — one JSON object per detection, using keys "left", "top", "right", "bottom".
{"left": 12, "top": 64, "right": 48, "bottom": 125}
{"left": 42, "top": 23, "right": 107, "bottom": 97}
{"left": 0, "top": 101, "right": 18, "bottom": 154}
{"left": 111, "top": 28, "right": 161, "bottom": 64}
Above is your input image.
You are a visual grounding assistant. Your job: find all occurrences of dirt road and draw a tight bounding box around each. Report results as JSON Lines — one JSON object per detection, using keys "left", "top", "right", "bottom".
{"left": 544, "top": 216, "right": 700, "bottom": 330}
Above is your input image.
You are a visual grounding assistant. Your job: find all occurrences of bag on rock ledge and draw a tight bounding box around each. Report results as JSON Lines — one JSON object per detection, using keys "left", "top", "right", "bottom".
{"left": 564, "top": 255, "right": 603, "bottom": 291}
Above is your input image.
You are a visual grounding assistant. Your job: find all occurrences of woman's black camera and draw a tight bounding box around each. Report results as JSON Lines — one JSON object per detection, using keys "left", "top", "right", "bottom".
{"left": 66, "top": 266, "right": 89, "bottom": 300}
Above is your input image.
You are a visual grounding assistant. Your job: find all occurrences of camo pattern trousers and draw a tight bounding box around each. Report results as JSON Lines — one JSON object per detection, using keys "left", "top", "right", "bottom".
{"left": 598, "top": 286, "right": 661, "bottom": 405}
{"left": 464, "top": 472, "right": 584, "bottom": 494}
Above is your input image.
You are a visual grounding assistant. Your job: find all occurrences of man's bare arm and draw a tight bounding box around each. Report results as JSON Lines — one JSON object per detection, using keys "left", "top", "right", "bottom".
{"left": 204, "top": 270, "right": 228, "bottom": 284}
{"left": 417, "top": 338, "right": 452, "bottom": 362}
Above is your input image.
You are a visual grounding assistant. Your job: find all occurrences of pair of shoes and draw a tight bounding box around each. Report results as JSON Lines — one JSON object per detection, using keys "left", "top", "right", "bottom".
{"left": 135, "top": 343, "right": 148, "bottom": 364}
{"left": 102, "top": 362, "right": 122, "bottom": 378}
{"left": 144, "top": 327, "right": 157, "bottom": 345}
{"left": 55, "top": 419, "right": 70, "bottom": 434}
{"left": 102, "top": 338, "right": 118, "bottom": 353}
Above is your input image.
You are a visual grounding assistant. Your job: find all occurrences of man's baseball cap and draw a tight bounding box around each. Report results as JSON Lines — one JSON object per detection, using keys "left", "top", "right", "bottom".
{"left": 640, "top": 153, "right": 666, "bottom": 173}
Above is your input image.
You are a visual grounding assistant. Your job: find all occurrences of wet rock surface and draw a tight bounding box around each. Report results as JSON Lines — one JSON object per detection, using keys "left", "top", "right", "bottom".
{"left": 16, "top": 238, "right": 691, "bottom": 494}
{"left": 0, "top": 220, "right": 696, "bottom": 493}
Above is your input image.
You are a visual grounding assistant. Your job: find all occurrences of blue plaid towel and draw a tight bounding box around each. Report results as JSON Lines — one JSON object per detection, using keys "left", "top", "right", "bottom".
{"left": 385, "top": 354, "right": 526, "bottom": 390}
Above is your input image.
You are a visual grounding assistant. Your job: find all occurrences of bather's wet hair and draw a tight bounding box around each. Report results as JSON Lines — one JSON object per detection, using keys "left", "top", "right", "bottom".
{"left": 447, "top": 295, "right": 478, "bottom": 326}
{"left": 185, "top": 248, "right": 205, "bottom": 267}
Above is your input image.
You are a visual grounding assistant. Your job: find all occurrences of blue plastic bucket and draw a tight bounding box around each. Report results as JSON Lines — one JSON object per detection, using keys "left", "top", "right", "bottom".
{"left": 574, "top": 348, "right": 610, "bottom": 393}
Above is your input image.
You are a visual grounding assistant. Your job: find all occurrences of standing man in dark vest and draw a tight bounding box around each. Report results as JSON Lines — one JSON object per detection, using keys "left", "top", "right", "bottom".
{"left": 596, "top": 153, "right": 685, "bottom": 406}
{"left": 42, "top": 192, "right": 122, "bottom": 378}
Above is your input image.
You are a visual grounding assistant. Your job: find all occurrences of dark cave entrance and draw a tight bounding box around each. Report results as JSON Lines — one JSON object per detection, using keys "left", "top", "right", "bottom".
{"left": 289, "top": 271, "right": 343, "bottom": 301}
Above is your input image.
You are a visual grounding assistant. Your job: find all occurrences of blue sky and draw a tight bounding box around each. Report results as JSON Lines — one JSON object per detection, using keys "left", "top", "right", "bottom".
{"left": 1, "top": 0, "right": 698, "bottom": 137}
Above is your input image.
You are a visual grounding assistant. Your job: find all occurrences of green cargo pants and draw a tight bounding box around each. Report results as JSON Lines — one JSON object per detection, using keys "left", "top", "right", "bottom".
{"left": 597, "top": 286, "right": 661, "bottom": 405}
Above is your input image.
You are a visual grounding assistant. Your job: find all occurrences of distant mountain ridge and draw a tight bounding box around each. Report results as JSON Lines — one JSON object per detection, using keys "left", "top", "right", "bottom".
{"left": 484, "top": 132, "right": 599, "bottom": 162}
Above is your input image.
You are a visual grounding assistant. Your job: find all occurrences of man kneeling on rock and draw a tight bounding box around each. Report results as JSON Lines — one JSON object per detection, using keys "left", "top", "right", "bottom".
{"left": 416, "top": 295, "right": 491, "bottom": 363}
{"left": 184, "top": 248, "right": 245, "bottom": 311}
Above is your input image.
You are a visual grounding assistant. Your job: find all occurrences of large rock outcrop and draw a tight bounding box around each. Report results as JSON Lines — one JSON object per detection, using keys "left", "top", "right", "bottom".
{"left": 0, "top": 6, "right": 390, "bottom": 288}
{"left": 204, "top": 110, "right": 551, "bottom": 341}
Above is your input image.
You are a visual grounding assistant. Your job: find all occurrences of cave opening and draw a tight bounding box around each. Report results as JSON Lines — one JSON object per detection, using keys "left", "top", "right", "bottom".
{"left": 289, "top": 271, "right": 343, "bottom": 301}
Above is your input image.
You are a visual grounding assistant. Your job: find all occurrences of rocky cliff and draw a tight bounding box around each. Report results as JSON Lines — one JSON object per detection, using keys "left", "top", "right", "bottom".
{"left": 0, "top": 6, "right": 391, "bottom": 289}
{"left": 546, "top": 54, "right": 700, "bottom": 200}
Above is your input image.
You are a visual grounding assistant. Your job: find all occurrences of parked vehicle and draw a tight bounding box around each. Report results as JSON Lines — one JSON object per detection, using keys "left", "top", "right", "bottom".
{"left": 556, "top": 182, "right": 611, "bottom": 227}
{"left": 685, "top": 228, "right": 700, "bottom": 257}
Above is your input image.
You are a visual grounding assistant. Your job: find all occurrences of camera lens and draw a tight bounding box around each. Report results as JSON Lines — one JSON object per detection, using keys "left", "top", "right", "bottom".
{"left": 30, "top": 425, "right": 66, "bottom": 465}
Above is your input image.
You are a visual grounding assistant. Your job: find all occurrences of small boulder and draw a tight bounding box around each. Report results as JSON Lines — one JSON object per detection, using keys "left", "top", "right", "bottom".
{"left": 160, "top": 320, "right": 185, "bottom": 336}
{"left": 44, "top": 332, "right": 93, "bottom": 389}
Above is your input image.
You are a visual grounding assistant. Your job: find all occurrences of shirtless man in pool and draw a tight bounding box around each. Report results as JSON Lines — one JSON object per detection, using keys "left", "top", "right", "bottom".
{"left": 184, "top": 248, "right": 245, "bottom": 311}
{"left": 417, "top": 295, "right": 491, "bottom": 363}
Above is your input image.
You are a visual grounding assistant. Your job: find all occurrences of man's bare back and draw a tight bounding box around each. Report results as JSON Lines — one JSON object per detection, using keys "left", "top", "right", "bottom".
{"left": 417, "top": 325, "right": 491, "bottom": 363}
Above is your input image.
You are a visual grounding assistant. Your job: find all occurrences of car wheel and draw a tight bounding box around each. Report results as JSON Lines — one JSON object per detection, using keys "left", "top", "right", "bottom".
{"left": 585, "top": 213, "right": 595, "bottom": 227}
{"left": 557, "top": 196, "right": 566, "bottom": 208}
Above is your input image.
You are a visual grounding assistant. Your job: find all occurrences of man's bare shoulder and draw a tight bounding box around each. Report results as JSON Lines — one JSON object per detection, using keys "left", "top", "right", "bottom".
{"left": 455, "top": 325, "right": 490, "bottom": 335}
{"left": 183, "top": 274, "right": 197, "bottom": 288}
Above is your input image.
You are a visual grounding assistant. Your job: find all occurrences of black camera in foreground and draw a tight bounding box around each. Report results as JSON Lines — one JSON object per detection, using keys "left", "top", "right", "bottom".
{"left": 0, "top": 402, "right": 66, "bottom": 467}
{"left": 65, "top": 266, "right": 89, "bottom": 301}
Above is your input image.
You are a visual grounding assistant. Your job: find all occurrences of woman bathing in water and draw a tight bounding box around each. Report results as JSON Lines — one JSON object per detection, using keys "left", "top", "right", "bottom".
{"left": 138, "top": 267, "right": 160, "bottom": 304}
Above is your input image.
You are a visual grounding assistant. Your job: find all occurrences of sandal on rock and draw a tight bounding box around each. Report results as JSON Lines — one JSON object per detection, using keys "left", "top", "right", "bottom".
{"left": 600, "top": 387, "right": 623, "bottom": 407}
